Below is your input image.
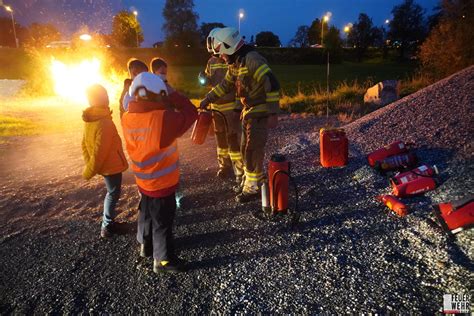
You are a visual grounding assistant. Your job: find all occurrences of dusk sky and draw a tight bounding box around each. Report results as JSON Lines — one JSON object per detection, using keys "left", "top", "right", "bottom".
{"left": 2, "top": 0, "right": 440, "bottom": 46}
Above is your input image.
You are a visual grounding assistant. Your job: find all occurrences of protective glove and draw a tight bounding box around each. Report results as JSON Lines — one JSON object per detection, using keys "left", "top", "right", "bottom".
{"left": 199, "top": 97, "right": 210, "bottom": 110}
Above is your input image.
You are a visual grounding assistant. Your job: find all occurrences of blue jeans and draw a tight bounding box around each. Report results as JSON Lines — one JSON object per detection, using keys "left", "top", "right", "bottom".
{"left": 102, "top": 173, "right": 122, "bottom": 228}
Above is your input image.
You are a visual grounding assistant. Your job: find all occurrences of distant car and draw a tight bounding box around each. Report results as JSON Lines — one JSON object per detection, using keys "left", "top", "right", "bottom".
{"left": 46, "top": 41, "right": 71, "bottom": 48}
{"left": 310, "top": 44, "right": 323, "bottom": 48}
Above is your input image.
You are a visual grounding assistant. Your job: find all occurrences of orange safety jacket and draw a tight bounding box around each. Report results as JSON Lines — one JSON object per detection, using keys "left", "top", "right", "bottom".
{"left": 122, "top": 93, "right": 197, "bottom": 198}
{"left": 122, "top": 109, "right": 180, "bottom": 194}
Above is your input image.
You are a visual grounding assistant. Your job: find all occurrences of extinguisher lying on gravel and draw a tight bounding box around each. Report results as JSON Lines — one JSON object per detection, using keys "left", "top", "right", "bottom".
{"left": 260, "top": 154, "right": 299, "bottom": 225}
{"left": 367, "top": 140, "right": 409, "bottom": 167}
{"left": 374, "top": 152, "right": 418, "bottom": 173}
{"left": 377, "top": 195, "right": 408, "bottom": 217}
{"left": 432, "top": 195, "right": 474, "bottom": 235}
{"left": 390, "top": 164, "right": 439, "bottom": 197}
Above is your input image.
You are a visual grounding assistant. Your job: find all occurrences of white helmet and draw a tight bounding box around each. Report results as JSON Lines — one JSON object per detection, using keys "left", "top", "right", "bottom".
{"left": 129, "top": 72, "right": 168, "bottom": 99}
{"left": 212, "top": 27, "right": 244, "bottom": 56}
{"left": 206, "top": 28, "right": 221, "bottom": 53}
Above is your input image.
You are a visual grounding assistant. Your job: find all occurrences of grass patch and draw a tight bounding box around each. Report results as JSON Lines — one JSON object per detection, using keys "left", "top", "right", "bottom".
{"left": 0, "top": 115, "right": 38, "bottom": 137}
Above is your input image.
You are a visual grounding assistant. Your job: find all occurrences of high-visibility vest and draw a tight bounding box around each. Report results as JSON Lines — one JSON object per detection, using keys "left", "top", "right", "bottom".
{"left": 122, "top": 110, "right": 179, "bottom": 192}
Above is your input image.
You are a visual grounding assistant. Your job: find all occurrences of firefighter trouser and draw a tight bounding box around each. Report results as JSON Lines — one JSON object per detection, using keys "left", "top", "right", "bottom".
{"left": 137, "top": 193, "right": 176, "bottom": 261}
{"left": 213, "top": 110, "right": 244, "bottom": 180}
{"left": 241, "top": 116, "right": 268, "bottom": 193}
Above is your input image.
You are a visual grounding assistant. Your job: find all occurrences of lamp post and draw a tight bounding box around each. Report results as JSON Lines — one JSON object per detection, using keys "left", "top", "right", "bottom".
{"left": 238, "top": 10, "right": 244, "bottom": 33}
{"left": 320, "top": 13, "right": 331, "bottom": 119}
{"left": 321, "top": 14, "right": 329, "bottom": 46}
{"left": 4, "top": 5, "right": 18, "bottom": 48}
{"left": 133, "top": 10, "right": 139, "bottom": 47}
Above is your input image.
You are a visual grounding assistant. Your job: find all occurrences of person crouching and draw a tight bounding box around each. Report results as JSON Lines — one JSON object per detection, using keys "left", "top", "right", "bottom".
{"left": 121, "top": 73, "right": 197, "bottom": 273}
{"left": 82, "top": 84, "right": 128, "bottom": 238}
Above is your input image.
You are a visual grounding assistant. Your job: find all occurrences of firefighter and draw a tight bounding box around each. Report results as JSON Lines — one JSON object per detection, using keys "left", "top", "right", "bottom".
{"left": 199, "top": 28, "right": 244, "bottom": 182}
{"left": 200, "top": 27, "right": 280, "bottom": 203}
{"left": 122, "top": 72, "right": 198, "bottom": 273}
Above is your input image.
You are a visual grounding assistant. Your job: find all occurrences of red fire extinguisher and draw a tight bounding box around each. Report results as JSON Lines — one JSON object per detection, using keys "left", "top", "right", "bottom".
{"left": 375, "top": 152, "right": 418, "bottom": 172}
{"left": 377, "top": 195, "right": 408, "bottom": 217}
{"left": 367, "top": 141, "right": 408, "bottom": 167}
{"left": 391, "top": 164, "right": 439, "bottom": 197}
{"left": 433, "top": 195, "right": 473, "bottom": 235}
{"left": 261, "top": 154, "right": 291, "bottom": 214}
{"left": 191, "top": 110, "right": 212, "bottom": 145}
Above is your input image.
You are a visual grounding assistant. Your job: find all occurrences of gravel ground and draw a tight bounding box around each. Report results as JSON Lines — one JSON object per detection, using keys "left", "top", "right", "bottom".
{"left": 0, "top": 67, "right": 472, "bottom": 314}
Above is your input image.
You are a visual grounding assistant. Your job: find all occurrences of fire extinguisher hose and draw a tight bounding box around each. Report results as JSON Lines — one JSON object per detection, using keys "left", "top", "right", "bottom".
{"left": 210, "top": 109, "right": 228, "bottom": 138}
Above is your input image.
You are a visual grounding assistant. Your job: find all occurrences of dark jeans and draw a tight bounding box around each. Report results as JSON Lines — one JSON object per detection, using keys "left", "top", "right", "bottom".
{"left": 137, "top": 193, "right": 177, "bottom": 261}
{"left": 102, "top": 173, "right": 122, "bottom": 228}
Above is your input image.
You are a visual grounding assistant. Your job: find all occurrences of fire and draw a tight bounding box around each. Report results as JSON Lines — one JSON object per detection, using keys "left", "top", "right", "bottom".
{"left": 50, "top": 58, "right": 120, "bottom": 105}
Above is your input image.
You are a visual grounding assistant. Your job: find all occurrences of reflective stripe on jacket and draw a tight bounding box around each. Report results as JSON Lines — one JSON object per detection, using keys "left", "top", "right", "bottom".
{"left": 122, "top": 109, "right": 180, "bottom": 192}
{"left": 206, "top": 48, "right": 280, "bottom": 119}
{"left": 204, "top": 56, "right": 239, "bottom": 108}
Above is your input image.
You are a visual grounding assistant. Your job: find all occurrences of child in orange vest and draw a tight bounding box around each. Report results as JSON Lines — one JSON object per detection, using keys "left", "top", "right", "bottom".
{"left": 82, "top": 84, "right": 128, "bottom": 238}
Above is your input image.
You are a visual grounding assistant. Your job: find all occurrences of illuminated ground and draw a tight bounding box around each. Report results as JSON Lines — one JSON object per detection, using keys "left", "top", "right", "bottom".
{"left": 0, "top": 67, "right": 472, "bottom": 313}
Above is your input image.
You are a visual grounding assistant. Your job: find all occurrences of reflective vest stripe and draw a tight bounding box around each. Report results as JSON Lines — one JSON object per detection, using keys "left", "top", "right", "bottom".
{"left": 237, "top": 67, "right": 248, "bottom": 75}
{"left": 229, "top": 151, "right": 242, "bottom": 161}
{"left": 210, "top": 63, "right": 228, "bottom": 69}
{"left": 224, "top": 71, "right": 233, "bottom": 82}
{"left": 213, "top": 85, "right": 225, "bottom": 97}
{"left": 134, "top": 161, "right": 179, "bottom": 180}
{"left": 211, "top": 101, "right": 236, "bottom": 112}
{"left": 217, "top": 147, "right": 229, "bottom": 156}
{"left": 242, "top": 103, "right": 268, "bottom": 117}
{"left": 131, "top": 145, "right": 177, "bottom": 168}
{"left": 266, "top": 91, "right": 280, "bottom": 102}
{"left": 254, "top": 64, "right": 271, "bottom": 82}
{"left": 244, "top": 168, "right": 263, "bottom": 181}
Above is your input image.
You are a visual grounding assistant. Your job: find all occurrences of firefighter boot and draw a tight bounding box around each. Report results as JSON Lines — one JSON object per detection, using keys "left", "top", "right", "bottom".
{"left": 235, "top": 181, "right": 260, "bottom": 203}
{"left": 236, "top": 189, "right": 260, "bottom": 203}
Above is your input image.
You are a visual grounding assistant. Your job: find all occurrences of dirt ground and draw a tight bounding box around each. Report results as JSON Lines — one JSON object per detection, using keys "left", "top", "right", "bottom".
{"left": 0, "top": 67, "right": 472, "bottom": 314}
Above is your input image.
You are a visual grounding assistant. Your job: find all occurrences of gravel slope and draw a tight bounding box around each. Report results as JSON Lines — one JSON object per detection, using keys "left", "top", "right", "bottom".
{"left": 0, "top": 67, "right": 472, "bottom": 314}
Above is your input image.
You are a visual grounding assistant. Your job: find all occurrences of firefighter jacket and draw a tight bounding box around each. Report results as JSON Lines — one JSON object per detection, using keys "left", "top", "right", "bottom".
{"left": 204, "top": 56, "right": 241, "bottom": 112}
{"left": 205, "top": 45, "right": 280, "bottom": 119}
{"left": 82, "top": 106, "right": 128, "bottom": 180}
{"left": 121, "top": 92, "right": 198, "bottom": 198}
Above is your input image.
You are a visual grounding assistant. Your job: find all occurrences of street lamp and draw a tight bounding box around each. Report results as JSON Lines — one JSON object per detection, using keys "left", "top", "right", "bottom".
{"left": 238, "top": 10, "right": 244, "bottom": 33}
{"left": 3, "top": 5, "right": 18, "bottom": 48}
{"left": 133, "top": 10, "right": 139, "bottom": 47}
{"left": 385, "top": 19, "right": 390, "bottom": 25}
{"left": 321, "top": 13, "right": 330, "bottom": 46}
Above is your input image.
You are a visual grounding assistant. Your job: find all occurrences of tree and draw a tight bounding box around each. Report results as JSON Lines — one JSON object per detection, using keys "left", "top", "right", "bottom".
{"left": 199, "top": 22, "right": 225, "bottom": 45}
{"left": 22, "top": 23, "right": 61, "bottom": 48}
{"left": 419, "top": 0, "right": 474, "bottom": 77}
{"left": 347, "top": 13, "right": 379, "bottom": 61}
{"left": 162, "top": 0, "right": 200, "bottom": 47}
{"left": 290, "top": 25, "right": 310, "bottom": 47}
{"left": 324, "top": 26, "right": 343, "bottom": 52}
{"left": 111, "top": 11, "right": 144, "bottom": 47}
{"left": 388, "top": 0, "right": 426, "bottom": 58}
{"left": 308, "top": 18, "right": 328, "bottom": 45}
{"left": 255, "top": 31, "right": 281, "bottom": 47}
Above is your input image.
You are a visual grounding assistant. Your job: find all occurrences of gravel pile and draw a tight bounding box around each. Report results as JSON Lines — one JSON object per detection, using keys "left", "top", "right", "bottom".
{"left": 0, "top": 67, "right": 472, "bottom": 314}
